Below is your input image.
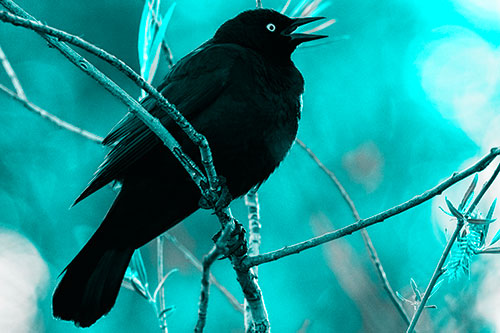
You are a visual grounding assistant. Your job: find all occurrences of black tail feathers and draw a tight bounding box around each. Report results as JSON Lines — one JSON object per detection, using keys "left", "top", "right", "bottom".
{"left": 52, "top": 239, "right": 134, "bottom": 327}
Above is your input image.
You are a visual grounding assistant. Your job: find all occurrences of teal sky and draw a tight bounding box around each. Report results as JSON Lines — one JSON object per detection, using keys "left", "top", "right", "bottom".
{"left": 0, "top": 0, "right": 499, "bottom": 332}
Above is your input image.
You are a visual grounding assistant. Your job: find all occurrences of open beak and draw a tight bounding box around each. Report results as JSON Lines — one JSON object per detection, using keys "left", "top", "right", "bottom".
{"left": 282, "top": 16, "right": 328, "bottom": 44}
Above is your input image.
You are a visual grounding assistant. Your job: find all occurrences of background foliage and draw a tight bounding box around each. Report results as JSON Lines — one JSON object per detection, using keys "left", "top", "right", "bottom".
{"left": 0, "top": 0, "right": 499, "bottom": 331}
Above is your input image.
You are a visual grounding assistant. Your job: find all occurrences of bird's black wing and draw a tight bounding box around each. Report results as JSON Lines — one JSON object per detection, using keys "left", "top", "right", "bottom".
{"left": 74, "top": 43, "right": 244, "bottom": 205}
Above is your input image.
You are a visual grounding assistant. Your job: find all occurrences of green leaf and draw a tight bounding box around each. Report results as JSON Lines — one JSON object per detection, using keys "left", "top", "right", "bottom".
{"left": 445, "top": 198, "right": 463, "bottom": 220}
{"left": 459, "top": 174, "right": 478, "bottom": 211}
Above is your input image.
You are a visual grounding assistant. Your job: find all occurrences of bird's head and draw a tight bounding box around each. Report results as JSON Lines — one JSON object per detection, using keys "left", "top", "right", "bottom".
{"left": 213, "top": 9, "right": 327, "bottom": 61}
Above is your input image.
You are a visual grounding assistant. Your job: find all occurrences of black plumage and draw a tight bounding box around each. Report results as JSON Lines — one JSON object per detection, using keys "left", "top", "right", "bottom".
{"left": 52, "top": 8, "right": 326, "bottom": 327}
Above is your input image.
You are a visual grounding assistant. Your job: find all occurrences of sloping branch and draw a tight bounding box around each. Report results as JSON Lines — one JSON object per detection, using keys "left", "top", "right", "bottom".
{"left": 244, "top": 147, "right": 500, "bottom": 268}
{"left": 0, "top": 8, "right": 216, "bottom": 191}
{"left": 0, "top": 83, "right": 103, "bottom": 143}
{"left": 195, "top": 223, "right": 235, "bottom": 332}
{"left": 0, "top": 1, "right": 268, "bottom": 330}
{"left": 295, "top": 139, "right": 410, "bottom": 325}
{"left": 0, "top": 44, "right": 25, "bottom": 98}
{"left": 406, "top": 161, "right": 500, "bottom": 332}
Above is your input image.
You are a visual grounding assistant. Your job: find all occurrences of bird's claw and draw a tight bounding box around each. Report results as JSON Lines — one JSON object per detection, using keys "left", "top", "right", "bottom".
{"left": 212, "top": 220, "right": 247, "bottom": 259}
{"left": 198, "top": 175, "right": 232, "bottom": 213}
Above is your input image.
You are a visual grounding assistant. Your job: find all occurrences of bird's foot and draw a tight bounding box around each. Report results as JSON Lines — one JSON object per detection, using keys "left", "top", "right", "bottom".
{"left": 198, "top": 175, "right": 233, "bottom": 213}
{"left": 212, "top": 220, "right": 247, "bottom": 259}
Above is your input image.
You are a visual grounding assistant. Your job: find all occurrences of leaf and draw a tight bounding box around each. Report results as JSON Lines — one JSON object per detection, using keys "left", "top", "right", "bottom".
{"left": 410, "top": 278, "right": 421, "bottom": 302}
{"left": 144, "top": 2, "right": 176, "bottom": 83}
{"left": 429, "top": 279, "right": 443, "bottom": 299}
{"left": 439, "top": 206, "right": 456, "bottom": 217}
{"left": 131, "top": 249, "right": 149, "bottom": 286}
{"left": 138, "top": 0, "right": 157, "bottom": 75}
{"left": 153, "top": 268, "right": 179, "bottom": 303}
{"left": 123, "top": 266, "right": 150, "bottom": 300}
{"left": 280, "top": 0, "right": 292, "bottom": 13}
{"left": 445, "top": 198, "right": 463, "bottom": 220}
{"left": 396, "top": 291, "right": 406, "bottom": 302}
{"left": 291, "top": 0, "right": 309, "bottom": 17}
{"left": 459, "top": 174, "right": 478, "bottom": 211}
{"left": 467, "top": 218, "right": 496, "bottom": 225}
{"left": 309, "top": 2, "right": 331, "bottom": 16}
{"left": 158, "top": 305, "right": 176, "bottom": 319}
{"left": 486, "top": 198, "right": 497, "bottom": 220}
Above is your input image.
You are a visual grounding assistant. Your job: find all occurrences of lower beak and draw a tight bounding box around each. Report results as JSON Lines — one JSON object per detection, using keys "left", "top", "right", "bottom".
{"left": 283, "top": 17, "right": 328, "bottom": 44}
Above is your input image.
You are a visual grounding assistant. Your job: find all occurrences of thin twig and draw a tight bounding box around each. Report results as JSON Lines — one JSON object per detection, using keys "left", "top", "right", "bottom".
{"left": 218, "top": 208, "right": 269, "bottom": 333}
{"left": 164, "top": 232, "right": 243, "bottom": 313}
{"left": 406, "top": 161, "right": 500, "bottom": 332}
{"left": 195, "top": 223, "right": 234, "bottom": 333}
{"left": 256, "top": 0, "right": 263, "bottom": 8}
{"left": 244, "top": 148, "right": 500, "bottom": 268}
{"left": 0, "top": 3, "right": 268, "bottom": 329}
{"left": 0, "top": 83, "right": 104, "bottom": 143}
{"left": 406, "top": 222, "right": 462, "bottom": 333}
{"left": 0, "top": 44, "right": 25, "bottom": 98}
{"left": 157, "top": 236, "right": 168, "bottom": 333}
{"left": 295, "top": 139, "right": 411, "bottom": 325}
{"left": 244, "top": 187, "right": 261, "bottom": 330}
{"left": 0, "top": 8, "right": 219, "bottom": 192}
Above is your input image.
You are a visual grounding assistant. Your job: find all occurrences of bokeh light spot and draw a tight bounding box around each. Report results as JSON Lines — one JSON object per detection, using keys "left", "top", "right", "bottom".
{"left": 0, "top": 229, "right": 49, "bottom": 333}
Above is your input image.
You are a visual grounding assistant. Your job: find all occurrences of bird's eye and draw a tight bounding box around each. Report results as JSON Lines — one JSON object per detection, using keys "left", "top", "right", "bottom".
{"left": 266, "top": 23, "right": 276, "bottom": 32}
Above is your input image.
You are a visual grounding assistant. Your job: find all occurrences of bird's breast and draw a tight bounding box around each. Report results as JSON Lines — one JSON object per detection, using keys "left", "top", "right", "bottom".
{"left": 195, "top": 59, "right": 303, "bottom": 197}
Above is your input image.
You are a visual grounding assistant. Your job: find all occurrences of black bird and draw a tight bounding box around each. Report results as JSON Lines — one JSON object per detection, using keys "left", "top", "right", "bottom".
{"left": 52, "top": 8, "right": 326, "bottom": 327}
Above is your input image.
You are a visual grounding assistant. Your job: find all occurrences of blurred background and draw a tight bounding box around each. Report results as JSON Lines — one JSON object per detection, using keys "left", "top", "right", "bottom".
{"left": 0, "top": 0, "right": 499, "bottom": 332}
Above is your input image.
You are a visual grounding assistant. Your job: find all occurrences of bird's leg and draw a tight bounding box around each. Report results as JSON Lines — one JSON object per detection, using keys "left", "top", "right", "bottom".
{"left": 212, "top": 219, "right": 248, "bottom": 259}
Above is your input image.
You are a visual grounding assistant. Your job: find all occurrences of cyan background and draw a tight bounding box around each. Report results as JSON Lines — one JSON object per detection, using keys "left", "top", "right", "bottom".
{"left": 0, "top": 0, "right": 499, "bottom": 332}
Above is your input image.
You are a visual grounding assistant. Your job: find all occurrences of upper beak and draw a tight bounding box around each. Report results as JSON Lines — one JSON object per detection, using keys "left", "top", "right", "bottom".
{"left": 282, "top": 16, "right": 328, "bottom": 44}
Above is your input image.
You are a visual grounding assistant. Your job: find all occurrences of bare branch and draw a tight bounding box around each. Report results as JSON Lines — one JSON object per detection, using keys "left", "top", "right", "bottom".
{"left": 0, "top": 2, "right": 268, "bottom": 329}
{"left": 164, "top": 233, "right": 243, "bottom": 313}
{"left": 244, "top": 147, "right": 500, "bottom": 268}
{"left": 244, "top": 187, "right": 261, "bottom": 330}
{"left": 407, "top": 161, "right": 500, "bottom": 332}
{"left": 0, "top": 8, "right": 219, "bottom": 192}
{"left": 256, "top": 1, "right": 263, "bottom": 9}
{"left": 0, "top": 83, "right": 104, "bottom": 143}
{"left": 214, "top": 208, "right": 270, "bottom": 332}
{"left": 195, "top": 223, "right": 234, "bottom": 333}
{"left": 0, "top": 44, "right": 25, "bottom": 98}
{"left": 156, "top": 236, "right": 168, "bottom": 333}
{"left": 295, "top": 138, "right": 410, "bottom": 325}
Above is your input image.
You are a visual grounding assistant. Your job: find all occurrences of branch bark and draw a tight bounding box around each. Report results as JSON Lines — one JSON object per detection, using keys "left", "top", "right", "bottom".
{"left": 0, "top": 83, "right": 104, "bottom": 143}
{"left": 164, "top": 233, "right": 243, "bottom": 313}
{"left": 0, "top": 1, "right": 268, "bottom": 330}
{"left": 244, "top": 187, "right": 262, "bottom": 331}
{"left": 0, "top": 44, "right": 25, "bottom": 98}
{"left": 195, "top": 223, "right": 234, "bottom": 333}
{"left": 295, "top": 138, "right": 410, "bottom": 325}
{"left": 407, "top": 161, "right": 500, "bottom": 332}
{"left": 244, "top": 147, "right": 500, "bottom": 268}
{"left": 0, "top": 8, "right": 217, "bottom": 192}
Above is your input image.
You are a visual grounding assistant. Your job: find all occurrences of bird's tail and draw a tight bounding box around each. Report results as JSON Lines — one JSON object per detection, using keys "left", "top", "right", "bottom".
{"left": 52, "top": 233, "right": 134, "bottom": 327}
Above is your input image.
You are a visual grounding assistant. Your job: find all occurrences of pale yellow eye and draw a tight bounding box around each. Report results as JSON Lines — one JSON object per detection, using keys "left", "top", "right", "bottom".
{"left": 266, "top": 23, "right": 276, "bottom": 32}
